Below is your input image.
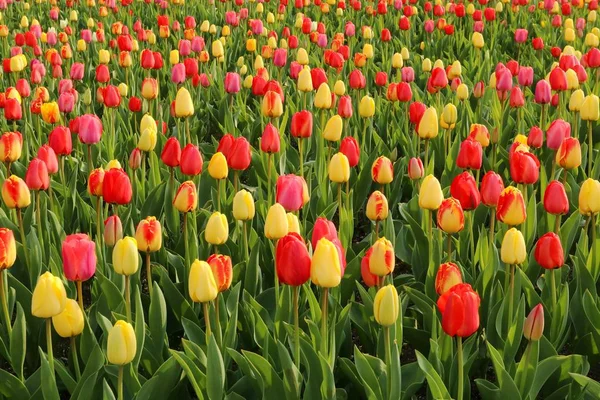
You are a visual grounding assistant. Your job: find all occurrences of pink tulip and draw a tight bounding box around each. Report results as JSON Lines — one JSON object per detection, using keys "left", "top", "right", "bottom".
{"left": 62, "top": 234, "right": 97, "bottom": 282}
{"left": 78, "top": 114, "right": 103, "bottom": 144}
{"left": 171, "top": 63, "right": 186, "bottom": 84}
{"left": 276, "top": 174, "right": 305, "bottom": 212}
{"left": 546, "top": 119, "right": 571, "bottom": 150}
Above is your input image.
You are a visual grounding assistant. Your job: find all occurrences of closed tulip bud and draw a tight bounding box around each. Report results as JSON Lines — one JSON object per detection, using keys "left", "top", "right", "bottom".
{"left": 173, "top": 181, "right": 198, "bottom": 213}
{"left": 175, "top": 87, "right": 194, "bottom": 118}
{"left": 437, "top": 198, "right": 465, "bottom": 234}
{"left": 544, "top": 181, "right": 569, "bottom": 215}
{"left": 480, "top": 171, "right": 504, "bottom": 207}
{"left": 135, "top": 217, "right": 162, "bottom": 253}
{"left": 457, "top": 84, "right": 469, "bottom": 100}
{"left": 25, "top": 158, "right": 49, "bottom": 191}
{"left": 0, "top": 131, "right": 23, "bottom": 163}
{"left": 556, "top": 137, "right": 581, "bottom": 170}
{"left": 435, "top": 262, "right": 463, "bottom": 295}
{"left": 0, "top": 229, "right": 16, "bottom": 270}
{"left": 450, "top": 172, "right": 481, "bottom": 211}
{"left": 581, "top": 95, "right": 600, "bottom": 121}
{"left": 328, "top": 153, "right": 350, "bottom": 183}
{"left": 211, "top": 40, "right": 224, "bottom": 58}
{"left": 408, "top": 157, "right": 424, "bottom": 180}
{"left": 497, "top": 186, "right": 527, "bottom": 226}
{"left": 419, "top": 175, "right": 444, "bottom": 210}
{"left": 438, "top": 283, "right": 480, "bottom": 337}
{"left": 372, "top": 156, "right": 394, "bottom": 184}
{"left": 41, "top": 101, "right": 60, "bottom": 124}
{"left": 138, "top": 126, "right": 157, "bottom": 152}
{"left": 311, "top": 238, "right": 342, "bottom": 288}
{"left": 207, "top": 254, "right": 233, "bottom": 292}
{"left": 233, "top": 190, "right": 255, "bottom": 221}
{"left": 62, "top": 234, "right": 96, "bottom": 282}
{"left": 315, "top": 83, "right": 332, "bottom": 109}
{"left": 205, "top": 212, "right": 229, "bottom": 245}
{"left": 208, "top": 152, "right": 228, "bottom": 180}
{"left": 88, "top": 168, "right": 105, "bottom": 197}
{"left": 262, "top": 90, "right": 284, "bottom": 118}
{"left": 579, "top": 178, "right": 600, "bottom": 215}
{"left": 180, "top": 144, "right": 203, "bottom": 176}
{"left": 373, "top": 285, "right": 399, "bottom": 326}
{"left": 365, "top": 237, "right": 395, "bottom": 276}
{"left": 265, "top": 203, "right": 289, "bottom": 240}
{"left": 2, "top": 175, "right": 30, "bottom": 209}
{"left": 297, "top": 68, "right": 313, "bottom": 92}
{"left": 32, "top": 272, "right": 67, "bottom": 318}
{"left": 286, "top": 213, "right": 301, "bottom": 234}
{"left": 52, "top": 299, "right": 84, "bottom": 338}
{"left": 102, "top": 168, "right": 132, "bottom": 205}
{"left": 189, "top": 260, "right": 218, "bottom": 303}
{"left": 112, "top": 237, "right": 139, "bottom": 276}
{"left": 102, "top": 215, "right": 122, "bottom": 247}
{"left": 334, "top": 80, "right": 346, "bottom": 96}
{"left": 546, "top": 119, "right": 571, "bottom": 150}
{"left": 418, "top": 107, "right": 439, "bottom": 139}
{"left": 366, "top": 191, "right": 389, "bottom": 221}
{"left": 276, "top": 233, "right": 311, "bottom": 286}
{"left": 534, "top": 232, "right": 564, "bottom": 269}
{"left": 107, "top": 320, "right": 137, "bottom": 365}
{"left": 320, "top": 115, "right": 342, "bottom": 142}
{"left": 358, "top": 95, "right": 375, "bottom": 118}
{"left": 291, "top": 110, "right": 313, "bottom": 138}
{"left": 456, "top": 137, "right": 483, "bottom": 170}
{"left": 141, "top": 78, "right": 159, "bottom": 100}
{"left": 523, "top": 304, "right": 544, "bottom": 341}
{"left": 501, "top": 228, "right": 526, "bottom": 264}
{"left": 276, "top": 175, "right": 306, "bottom": 211}
{"left": 569, "top": 89, "right": 585, "bottom": 112}
{"left": 441, "top": 104, "right": 457, "bottom": 129}
{"left": 472, "top": 32, "right": 484, "bottom": 48}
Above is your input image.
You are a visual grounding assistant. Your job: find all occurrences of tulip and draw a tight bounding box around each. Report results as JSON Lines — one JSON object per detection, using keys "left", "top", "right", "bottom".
{"left": 107, "top": 320, "right": 137, "bottom": 365}
{"left": 435, "top": 262, "right": 463, "bottom": 295}
{"left": 363, "top": 237, "right": 395, "bottom": 277}
{"left": 189, "top": 259, "right": 218, "bottom": 304}
{"left": 78, "top": 114, "right": 103, "bottom": 145}
{"left": 509, "top": 147, "right": 540, "bottom": 185}
{"left": 113, "top": 237, "right": 139, "bottom": 277}
{"left": 161, "top": 137, "right": 181, "bottom": 168}
{"left": 102, "top": 169, "right": 132, "bottom": 205}
{"left": 373, "top": 285, "right": 399, "bottom": 327}
{"left": 480, "top": 172, "right": 504, "bottom": 209}
{"left": 138, "top": 126, "right": 157, "bottom": 152}
{"left": 437, "top": 197, "right": 465, "bottom": 235}
{"left": 311, "top": 238, "right": 343, "bottom": 288}
{"left": 366, "top": 191, "right": 389, "bottom": 222}
{"left": 25, "top": 158, "right": 49, "bottom": 191}
{"left": 0, "top": 131, "right": 23, "bottom": 164}
{"left": 556, "top": 137, "right": 581, "bottom": 170}
{"left": 207, "top": 254, "right": 233, "bottom": 292}
{"left": 208, "top": 152, "right": 228, "bottom": 181}
{"left": 441, "top": 104, "right": 458, "bottom": 129}
{"left": 438, "top": 283, "right": 480, "bottom": 337}
{"left": 450, "top": 172, "right": 480, "bottom": 211}
{"left": 497, "top": 186, "right": 527, "bottom": 226}
{"left": 290, "top": 110, "right": 313, "bottom": 139}
{"left": 276, "top": 233, "right": 311, "bottom": 286}
{"left": 543, "top": 181, "right": 569, "bottom": 217}
{"left": 579, "top": 178, "right": 600, "bottom": 216}
{"left": 329, "top": 153, "right": 350, "bottom": 183}
{"left": 173, "top": 181, "right": 198, "bottom": 213}
{"left": 523, "top": 304, "right": 544, "bottom": 341}
{"left": 262, "top": 91, "right": 284, "bottom": 118}
{"left": 261, "top": 123, "right": 280, "bottom": 153}
{"left": 546, "top": 119, "right": 571, "bottom": 150}
{"left": 52, "top": 299, "right": 84, "bottom": 338}
{"left": 0, "top": 228, "right": 16, "bottom": 271}
{"left": 322, "top": 115, "right": 343, "bottom": 142}
{"left": 418, "top": 107, "right": 439, "bottom": 139}
{"left": 2, "top": 175, "right": 30, "bottom": 209}
{"left": 315, "top": 83, "right": 332, "bottom": 109}
{"left": 180, "top": 144, "right": 203, "bottom": 176}
{"left": 534, "top": 233, "right": 564, "bottom": 271}
{"left": 62, "top": 233, "right": 96, "bottom": 311}
{"left": 456, "top": 137, "right": 483, "bottom": 170}
{"left": 581, "top": 95, "right": 600, "bottom": 121}
{"left": 141, "top": 78, "right": 159, "bottom": 100}
{"left": 501, "top": 228, "right": 526, "bottom": 265}
{"left": 228, "top": 137, "right": 251, "bottom": 172}
{"left": 265, "top": 203, "right": 289, "bottom": 240}
{"left": 419, "top": 175, "right": 444, "bottom": 211}
{"left": 358, "top": 95, "right": 375, "bottom": 118}
{"left": 276, "top": 175, "right": 305, "bottom": 212}
{"left": 205, "top": 212, "right": 229, "bottom": 245}
{"left": 372, "top": 156, "right": 394, "bottom": 184}
{"left": 233, "top": 190, "right": 255, "bottom": 221}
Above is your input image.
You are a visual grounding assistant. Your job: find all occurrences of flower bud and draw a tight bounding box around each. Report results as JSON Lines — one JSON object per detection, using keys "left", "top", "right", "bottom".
{"left": 435, "top": 262, "right": 463, "bottom": 295}
{"left": 32, "top": 271, "right": 67, "bottom": 318}
{"left": 205, "top": 212, "right": 229, "bottom": 245}
{"left": 501, "top": 228, "right": 527, "bottom": 265}
{"left": 233, "top": 190, "right": 255, "bottom": 221}
{"left": 135, "top": 217, "right": 162, "bottom": 252}
{"left": 112, "top": 237, "right": 139, "bottom": 276}
{"left": 419, "top": 175, "right": 443, "bottom": 210}
{"left": 189, "top": 260, "right": 218, "bottom": 303}
{"left": 107, "top": 320, "right": 137, "bottom": 365}
{"left": 311, "top": 238, "right": 342, "bottom": 288}
{"left": 173, "top": 181, "right": 198, "bottom": 213}
{"left": 373, "top": 285, "right": 400, "bottom": 327}
{"left": 523, "top": 304, "right": 544, "bottom": 341}
{"left": 52, "top": 299, "right": 84, "bottom": 338}
{"left": 265, "top": 203, "right": 289, "bottom": 240}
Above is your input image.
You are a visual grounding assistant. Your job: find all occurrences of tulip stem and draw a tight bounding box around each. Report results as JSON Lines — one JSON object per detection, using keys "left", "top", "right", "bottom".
{"left": 457, "top": 336, "right": 464, "bottom": 400}
{"left": 203, "top": 301, "right": 211, "bottom": 345}
{"left": 424, "top": 139, "right": 430, "bottom": 171}
{"left": 337, "top": 184, "right": 342, "bottom": 218}
{"left": 60, "top": 157, "right": 65, "bottom": 188}
{"left": 447, "top": 234, "right": 452, "bottom": 262}
{"left": 87, "top": 144, "right": 93, "bottom": 173}
{"left": 489, "top": 211, "right": 496, "bottom": 248}
{"left": 77, "top": 281, "right": 84, "bottom": 312}
{"left": 243, "top": 221, "right": 249, "bottom": 261}
{"left": 17, "top": 209, "right": 30, "bottom": 273}
{"left": 509, "top": 264, "right": 515, "bottom": 323}
{"left": 146, "top": 252, "right": 153, "bottom": 297}
{"left": 46, "top": 318, "right": 54, "bottom": 377}
{"left": 385, "top": 326, "right": 392, "bottom": 399}
{"left": 215, "top": 294, "right": 221, "bottom": 347}
{"left": 141, "top": 152, "right": 147, "bottom": 200}
{"left": 117, "top": 365, "right": 123, "bottom": 400}
{"left": 185, "top": 118, "right": 191, "bottom": 145}
{"left": 217, "top": 179, "right": 222, "bottom": 212}
{"left": 293, "top": 285, "right": 300, "bottom": 369}
{"left": 70, "top": 337, "right": 81, "bottom": 381}
{"left": 468, "top": 212, "right": 475, "bottom": 273}
{"left": 427, "top": 210, "right": 433, "bottom": 248}
{"left": 297, "top": 139, "right": 303, "bottom": 179}
{"left": 320, "top": 288, "right": 329, "bottom": 359}
{"left": 548, "top": 268, "right": 557, "bottom": 309}
{"left": 125, "top": 275, "right": 131, "bottom": 324}
{"left": 592, "top": 214, "right": 597, "bottom": 281}
{"left": 0, "top": 270, "right": 11, "bottom": 336}
{"left": 588, "top": 121, "right": 594, "bottom": 177}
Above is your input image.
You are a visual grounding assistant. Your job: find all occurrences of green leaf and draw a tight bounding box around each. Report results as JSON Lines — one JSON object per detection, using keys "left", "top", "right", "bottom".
{"left": 133, "top": 287, "right": 146, "bottom": 369}
{"left": 415, "top": 350, "right": 452, "bottom": 400}
{"left": 137, "top": 357, "right": 182, "bottom": 400}
{"left": 149, "top": 283, "right": 167, "bottom": 357}
{"left": 39, "top": 348, "right": 60, "bottom": 400}
{"left": 570, "top": 373, "right": 600, "bottom": 397}
{"left": 243, "top": 350, "right": 287, "bottom": 399}
{"left": 514, "top": 341, "right": 539, "bottom": 398}
{"left": 0, "top": 368, "right": 30, "bottom": 398}
{"left": 207, "top": 335, "right": 225, "bottom": 400}
{"left": 9, "top": 303, "right": 26, "bottom": 381}
{"left": 169, "top": 350, "right": 206, "bottom": 400}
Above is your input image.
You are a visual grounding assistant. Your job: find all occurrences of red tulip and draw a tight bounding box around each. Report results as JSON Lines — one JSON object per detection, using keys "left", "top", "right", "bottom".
{"left": 217, "top": 134, "right": 235, "bottom": 160}
{"left": 207, "top": 254, "right": 233, "bottom": 292}
{"left": 450, "top": 172, "right": 480, "bottom": 211}
{"left": 397, "top": 82, "right": 412, "bottom": 102}
{"left": 532, "top": 37, "right": 544, "bottom": 50}
{"left": 375, "top": 72, "right": 388, "bottom": 87}
{"left": 534, "top": 80, "right": 551, "bottom": 104}
{"left": 438, "top": 283, "right": 480, "bottom": 337}
{"left": 276, "top": 233, "right": 311, "bottom": 286}
{"left": 543, "top": 181, "right": 569, "bottom": 215}
{"left": 527, "top": 126, "right": 544, "bottom": 148}
{"left": 102, "top": 168, "right": 132, "bottom": 205}
{"left": 78, "top": 114, "right": 103, "bottom": 144}
{"left": 456, "top": 137, "right": 483, "bottom": 170}
{"left": 103, "top": 85, "right": 121, "bottom": 108}
{"left": 546, "top": 119, "right": 571, "bottom": 150}
{"left": 360, "top": 253, "right": 379, "bottom": 287}
{"left": 337, "top": 96, "right": 353, "bottom": 118}
{"left": 37, "top": 145, "right": 58, "bottom": 175}
{"left": 349, "top": 69, "right": 366, "bottom": 90}
{"left": 261, "top": 123, "right": 280, "bottom": 153}
{"left": 49, "top": 126, "right": 72, "bottom": 155}
{"left": 311, "top": 217, "right": 338, "bottom": 250}
{"left": 509, "top": 86, "right": 525, "bottom": 108}
{"left": 62, "top": 233, "right": 96, "bottom": 281}
{"left": 480, "top": 171, "right": 504, "bottom": 207}
{"left": 224, "top": 72, "right": 241, "bottom": 94}
{"left": 95, "top": 64, "right": 110, "bottom": 83}
{"left": 290, "top": 110, "right": 313, "bottom": 138}
{"left": 549, "top": 67, "right": 567, "bottom": 91}
{"left": 409, "top": 101, "right": 426, "bottom": 126}
{"left": 408, "top": 157, "right": 424, "bottom": 180}
{"left": 229, "top": 137, "right": 251, "bottom": 171}
{"left": 180, "top": 144, "right": 203, "bottom": 176}
{"left": 534, "top": 233, "right": 564, "bottom": 269}
{"left": 429, "top": 67, "right": 448, "bottom": 91}
{"left": 340, "top": 137, "right": 360, "bottom": 167}
{"left": 129, "top": 96, "right": 142, "bottom": 112}
{"left": 4, "top": 98, "right": 21, "bottom": 121}
{"left": 25, "top": 158, "right": 49, "bottom": 191}
{"left": 510, "top": 148, "right": 540, "bottom": 185}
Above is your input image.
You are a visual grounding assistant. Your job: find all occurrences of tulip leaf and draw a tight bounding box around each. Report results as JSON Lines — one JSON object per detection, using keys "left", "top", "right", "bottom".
{"left": 485, "top": 342, "right": 522, "bottom": 400}
{"left": 102, "top": 378, "right": 116, "bottom": 400}
{"left": 157, "top": 265, "right": 201, "bottom": 326}
{"left": 514, "top": 340, "right": 539, "bottom": 398}
{"left": 354, "top": 345, "right": 384, "bottom": 400}
{"left": 149, "top": 282, "right": 167, "bottom": 357}
{"left": 39, "top": 348, "right": 60, "bottom": 400}
{"left": 276, "top": 341, "right": 301, "bottom": 400}
{"left": 242, "top": 350, "right": 287, "bottom": 399}
{"left": 569, "top": 373, "right": 600, "bottom": 397}
{"left": 9, "top": 303, "right": 25, "bottom": 381}
{"left": 136, "top": 357, "right": 182, "bottom": 400}
{"left": 207, "top": 335, "right": 225, "bottom": 400}
{"left": 0, "top": 368, "right": 30, "bottom": 399}
{"left": 96, "top": 271, "right": 125, "bottom": 312}
{"left": 400, "top": 362, "right": 425, "bottom": 400}
{"left": 415, "top": 350, "right": 452, "bottom": 400}
{"left": 169, "top": 350, "right": 206, "bottom": 400}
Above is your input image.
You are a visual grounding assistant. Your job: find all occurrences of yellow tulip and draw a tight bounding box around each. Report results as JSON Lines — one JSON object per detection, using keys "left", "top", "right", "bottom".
{"left": 391, "top": 53, "right": 403, "bottom": 69}
{"left": 286, "top": 213, "right": 301, "bottom": 234}
{"left": 264, "top": 203, "right": 289, "bottom": 240}
{"left": 208, "top": 152, "right": 228, "bottom": 180}
{"left": 31, "top": 272, "right": 67, "bottom": 319}
{"left": 322, "top": 115, "right": 343, "bottom": 142}
{"left": 311, "top": 238, "right": 342, "bottom": 288}
{"left": 569, "top": 89, "right": 585, "bottom": 112}
{"left": 333, "top": 80, "right": 346, "bottom": 96}
{"left": 205, "top": 212, "right": 229, "bottom": 245}
{"left": 189, "top": 260, "right": 218, "bottom": 303}
{"left": 500, "top": 228, "right": 527, "bottom": 265}
{"left": 233, "top": 190, "right": 255, "bottom": 221}
{"left": 112, "top": 237, "right": 139, "bottom": 276}
{"left": 419, "top": 175, "right": 444, "bottom": 210}
{"left": 52, "top": 299, "right": 84, "bottom": 338}
{"left": 314, "top": 83, "right": 332, "bottom": 109}
{"left": 418, "top": 107, "right": 439, "bottom": 139}
{"left": 359, "top": 95, "right": 375, "bottom": 118}
{"left": 138, "top": 127, "right": 157, "bottom": 152}
{"left": 174, "top": 87, "right": 194, "bottom": 118}
{"left": 579, "top": 178, "right": 600, "bottom": 215}
{"left": 328, "top": 153, "right": 350, "bottom": 183}
{"left": 581, "top": 95, "right": 600, "bottom": 121}
{"left": 297, "top": 67, "right": 313, "bottom": 92}
{"left": 107, "top": 320, "right": 137, "bottom": 365}
{"left": 373, "top": 285, "right": 399, "bottom": 327}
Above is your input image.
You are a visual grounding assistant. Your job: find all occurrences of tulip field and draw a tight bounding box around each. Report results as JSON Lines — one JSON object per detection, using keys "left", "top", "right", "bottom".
{"left": 3, "top": 0, "right": 600, "bottom": 399}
